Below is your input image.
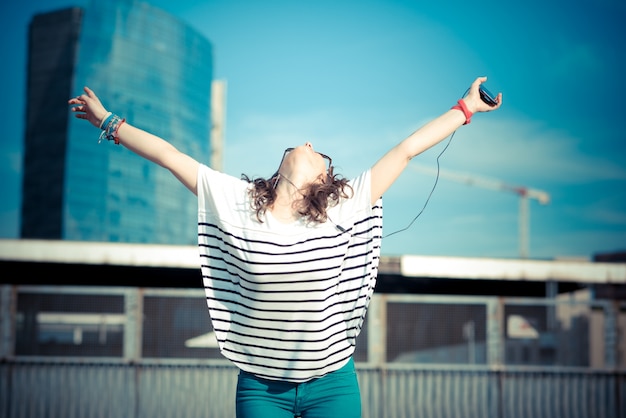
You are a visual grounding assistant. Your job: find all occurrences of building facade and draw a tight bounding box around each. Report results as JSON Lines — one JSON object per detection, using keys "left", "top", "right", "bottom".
{"left": 21, "top": 0, "right": 213, "bottom": 245}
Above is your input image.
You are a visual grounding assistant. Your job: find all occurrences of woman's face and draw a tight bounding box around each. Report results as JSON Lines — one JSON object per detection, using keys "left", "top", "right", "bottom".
{"left": 279, "top": 143, "right": 330, "bottom": 184}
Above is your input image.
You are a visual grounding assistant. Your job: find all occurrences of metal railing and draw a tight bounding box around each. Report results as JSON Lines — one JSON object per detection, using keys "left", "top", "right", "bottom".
{"left": 1, "top": 285, "right": 624, "bottom": 417}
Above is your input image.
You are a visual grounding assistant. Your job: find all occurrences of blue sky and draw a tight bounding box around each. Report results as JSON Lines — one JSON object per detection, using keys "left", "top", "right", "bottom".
{"left": 1, "top": 0, "right": 625, "bottom": 259}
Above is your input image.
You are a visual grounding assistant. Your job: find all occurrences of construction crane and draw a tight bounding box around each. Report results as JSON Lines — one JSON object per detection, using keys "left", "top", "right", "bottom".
{"left": 408, "top": 163, "right": 550, "bottom": 258}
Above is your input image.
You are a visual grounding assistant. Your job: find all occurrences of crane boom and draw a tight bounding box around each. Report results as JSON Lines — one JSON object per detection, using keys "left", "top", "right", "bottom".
{"left": 409, "top": 163, "right": 550, "bottom": 204}
{"left": 408, "top": 163, "right": 550, "bottom": 258}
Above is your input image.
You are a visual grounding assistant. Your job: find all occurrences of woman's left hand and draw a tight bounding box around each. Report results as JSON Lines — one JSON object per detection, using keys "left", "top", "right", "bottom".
{"left": 463, "top": 76, "right": 503, "bottom": 114}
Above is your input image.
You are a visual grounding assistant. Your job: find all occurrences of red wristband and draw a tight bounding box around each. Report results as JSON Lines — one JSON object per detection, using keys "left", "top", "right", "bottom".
{"left": 451, "top": 99, "right": 472, "bottom": 125}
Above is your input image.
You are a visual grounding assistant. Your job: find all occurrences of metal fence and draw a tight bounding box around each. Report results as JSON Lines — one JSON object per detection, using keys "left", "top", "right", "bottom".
{"left": 1, "top": 285, "right": 624, "bottom": 417}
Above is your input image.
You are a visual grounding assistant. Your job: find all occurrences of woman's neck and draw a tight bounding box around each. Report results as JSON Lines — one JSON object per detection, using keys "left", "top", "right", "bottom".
{"left": 270, "top": 173, "right": 304, "bottom": 223}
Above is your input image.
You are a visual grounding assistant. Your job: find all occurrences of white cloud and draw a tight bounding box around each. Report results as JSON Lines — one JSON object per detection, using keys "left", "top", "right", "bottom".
{"left": 441, "top": 117, "right": 626, "bottom": 185}
{"left": 224, "top": 107, "right": 626, "bottom": 189}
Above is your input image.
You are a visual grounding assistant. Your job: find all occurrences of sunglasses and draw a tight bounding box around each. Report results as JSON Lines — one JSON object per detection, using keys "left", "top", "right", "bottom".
{"left": 281, "top": 147, "right": 333, "bottom": 171}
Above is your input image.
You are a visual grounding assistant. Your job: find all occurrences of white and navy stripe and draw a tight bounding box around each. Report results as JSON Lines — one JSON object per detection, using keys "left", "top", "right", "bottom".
{"left": 197, "top": 165, "right": 382, "bottom": 382}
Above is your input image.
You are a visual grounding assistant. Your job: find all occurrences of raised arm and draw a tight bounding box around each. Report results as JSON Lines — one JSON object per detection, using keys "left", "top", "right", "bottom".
{"left": 68, "top": 87, "right": 200, "bottom": 195}
{"left": 370, "top": 77, "right": 502, "bottom": 204}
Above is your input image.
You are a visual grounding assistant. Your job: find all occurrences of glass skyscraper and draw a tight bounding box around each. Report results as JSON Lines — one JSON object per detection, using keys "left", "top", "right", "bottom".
{"left": 21, "top": 0, "right": 213, "bottom": 245}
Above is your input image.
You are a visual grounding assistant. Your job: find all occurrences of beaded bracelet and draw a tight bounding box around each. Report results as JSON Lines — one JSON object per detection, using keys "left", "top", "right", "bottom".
{"left": 99, "top": 112, "right": 113, "bottom": 129}
{"left": 98, "top": 113, "right": 125, "bottom": 145}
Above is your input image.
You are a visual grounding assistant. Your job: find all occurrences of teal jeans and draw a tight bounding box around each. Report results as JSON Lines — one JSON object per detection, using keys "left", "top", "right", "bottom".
{"left": 236, "top": 358, "right": 361, "bottom": 418}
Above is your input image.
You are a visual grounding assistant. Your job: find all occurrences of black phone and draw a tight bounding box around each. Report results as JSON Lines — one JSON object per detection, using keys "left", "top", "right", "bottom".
{"left": 479, "top": 85, "right": 498, "bottom": 106}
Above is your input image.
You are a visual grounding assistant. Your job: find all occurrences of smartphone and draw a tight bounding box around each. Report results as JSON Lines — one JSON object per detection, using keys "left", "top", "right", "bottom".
{"left": 479, "top": 85, "right": 498, "bottom": 106}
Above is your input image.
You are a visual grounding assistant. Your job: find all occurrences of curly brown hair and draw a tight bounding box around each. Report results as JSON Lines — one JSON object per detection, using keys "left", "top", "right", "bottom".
{"left": 242, "top": 171, "right": 353, "bottom": 224}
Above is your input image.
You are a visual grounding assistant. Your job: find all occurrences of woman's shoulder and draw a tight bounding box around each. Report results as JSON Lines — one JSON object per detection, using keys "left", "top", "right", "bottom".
{"left": 197, "top": 164, "right": 251, "bottom": 214}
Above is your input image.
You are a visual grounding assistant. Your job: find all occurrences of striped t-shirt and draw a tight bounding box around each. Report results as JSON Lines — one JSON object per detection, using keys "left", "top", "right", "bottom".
{"left": 197, "top": 164, "right": 382, "bottom": 382}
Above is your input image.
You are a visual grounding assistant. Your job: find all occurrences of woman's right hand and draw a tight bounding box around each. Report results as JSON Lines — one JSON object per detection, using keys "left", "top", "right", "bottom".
{"left": 68, "top": 86, "right": 109, "bottom": 128}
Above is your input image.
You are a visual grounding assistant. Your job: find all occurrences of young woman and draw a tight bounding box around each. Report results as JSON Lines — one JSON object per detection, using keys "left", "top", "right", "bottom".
{"left": 69, "top": 76, "right": 501, "bottom": 418}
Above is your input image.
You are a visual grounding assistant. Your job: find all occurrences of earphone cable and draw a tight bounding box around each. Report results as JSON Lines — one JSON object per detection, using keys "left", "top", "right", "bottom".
{"left": 382, "top": 129, "right": 456, "bottom": 239}
{"left": 381, "top": 88, "right": 470, "bottom": 239}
